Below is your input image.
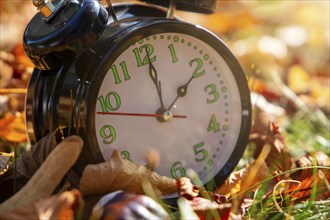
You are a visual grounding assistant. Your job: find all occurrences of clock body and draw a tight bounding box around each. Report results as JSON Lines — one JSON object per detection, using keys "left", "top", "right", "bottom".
{"left": 25, "top": 2, "right": 251, "bottom": 191}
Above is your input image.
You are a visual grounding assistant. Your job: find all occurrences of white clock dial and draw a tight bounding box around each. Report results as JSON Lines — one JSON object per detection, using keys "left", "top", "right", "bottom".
{"left": 95, "top": 31, "right": 246, "bottom": 185}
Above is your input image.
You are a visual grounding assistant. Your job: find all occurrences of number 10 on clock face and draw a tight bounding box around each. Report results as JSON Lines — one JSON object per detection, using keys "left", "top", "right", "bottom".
{"left": 94, "top": 31, "right": 246, "bottom": 185}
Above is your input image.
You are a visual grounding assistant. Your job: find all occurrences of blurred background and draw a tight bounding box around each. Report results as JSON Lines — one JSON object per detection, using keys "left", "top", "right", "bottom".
{"left": 0, "top": 0, "right": 329, "bottom": 156}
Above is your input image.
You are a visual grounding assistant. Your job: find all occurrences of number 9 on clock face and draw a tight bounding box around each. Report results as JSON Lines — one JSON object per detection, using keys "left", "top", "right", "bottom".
{"left": 93, "top": 23, "right": 251, "bottom": 189}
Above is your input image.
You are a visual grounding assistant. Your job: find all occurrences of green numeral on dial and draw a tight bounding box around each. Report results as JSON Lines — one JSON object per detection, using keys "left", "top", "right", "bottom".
{"left": 194, "top": 142, "right": 208, "bottom": 162}
{"left": 168, "top": 44, "right": 178, "bottom": 63}
{"left": 100, "top": 124, "right": 116, "bottom": 144}
{"left": 121, "top": 151, "right": 132, "bottom": 162}
{"left": 111, "top": 61, "right": 130, "bottom": 84}
{"left": 207, "top": 114, "right": 220, "bottom": 133}
{"left": 204, "top": 84, "right": 219, "bottom": 103}
{"left": 98, "top": 91, "right": 121, "bottom": 112}
{"left": 171, "top": 161, "right": 186, "bottom": 179}
{"left": 189, "top": 58, "right": 205, "bottom": 78}
{"left": 133, "top": 44, "right": 156, "bottom": 67}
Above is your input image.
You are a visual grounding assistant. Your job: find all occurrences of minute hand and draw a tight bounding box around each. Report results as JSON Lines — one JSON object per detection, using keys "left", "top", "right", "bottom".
{"left": 146, "top": 48, "right": 164, "bottom": 109}
{"left": 167, "top": 75, "right": 194, "bottom": 110}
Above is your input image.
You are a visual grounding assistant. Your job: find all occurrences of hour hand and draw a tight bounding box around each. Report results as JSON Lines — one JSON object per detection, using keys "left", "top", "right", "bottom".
{"left": 146, "top": 48, "right": 164, "bottom": 109}
{"left": 168, "top": 75, "right": 194, "bottom": 110}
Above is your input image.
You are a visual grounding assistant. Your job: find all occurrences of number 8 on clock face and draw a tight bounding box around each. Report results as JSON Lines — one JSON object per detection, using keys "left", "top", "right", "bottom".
{"left": 93, "top": 22, "right": 251, "bottom": 190}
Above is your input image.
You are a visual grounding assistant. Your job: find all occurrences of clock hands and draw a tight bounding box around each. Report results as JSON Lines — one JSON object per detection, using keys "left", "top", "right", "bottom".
{"left": 167, "top": 75, "right": 195, "bottom": 110}
{"left": 145, "top": 48, "right": 165, "bottom": 109}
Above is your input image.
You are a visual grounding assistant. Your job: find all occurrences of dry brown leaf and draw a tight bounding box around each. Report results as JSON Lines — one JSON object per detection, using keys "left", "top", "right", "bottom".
{"left": 216, "top": 159, "right": 269, "bottom": 196}
{"left": 0, "top": 112, "right": 27, "bottom": 143}
{"left": 284, "top": 169, "right": 330, "bottom": 201}
{"left": 80, "top": 150, "right": 176, "bottom": 196}
{"left": 188, "top": 197, "right": 231, "bottom": 220}
{"left": 0, "top": 152, "right": 13, "bottom": 175}
{"left": 250, "top": 110, "right": 292, "bottom": 173}
{"left": 285, "top": 152, "right": 330, "bottom": 201}
{"left": 0, "top": 190, "right": 81, "bottom": 220}
{"left": 295, "top": 151, "right": 330, "bottom": 168}
{"left": 0, "top": 129, "right": 63, "bottom": 202}
{"left": 0, "top": 136, "right": 83, "bottom": 212}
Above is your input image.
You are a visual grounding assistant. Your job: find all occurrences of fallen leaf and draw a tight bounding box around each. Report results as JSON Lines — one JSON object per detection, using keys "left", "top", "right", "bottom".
{"left": 0, "top": 189, "right": 81, "bottom": 220}
{"left": 287, "top": 64, "right": 310, "bottom": 94}
{"left": 0, "top": 135, "right": 83, "bottom": 212}
{"left": 284, "top": 168, "right": 330, "bottom": 201}
{"left": 0, "top": 112, "right": 27, "bottom": 143}
{"left": 80, "top": 150, "right": 177, "bottom": 196}
{"left": 0, "top": 129, "right": 63, "bottom": 202}
{"left": 216, "top": 157, "right": 269, "bottom": 196}
{"left": 285, "top": 152, "right": 330, "bottom": 201}
{"left": 188, "top": 197, "right": 231, "bottom": 220}
{"left": 249, "top": 111, "right": 292, "bottom": 173}
{"left": 0, "top": 152, "right": 13, "bottom": 175}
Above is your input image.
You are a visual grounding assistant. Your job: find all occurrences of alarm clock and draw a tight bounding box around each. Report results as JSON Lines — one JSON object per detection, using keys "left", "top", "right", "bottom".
{"left": 24, "top": 0, "right": 251, "bottom": 193}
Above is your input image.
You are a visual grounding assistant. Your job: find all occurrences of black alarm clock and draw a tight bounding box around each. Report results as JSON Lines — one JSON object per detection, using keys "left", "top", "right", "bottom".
{"left": 24, "top": 0, "right": 251, "bottom": 193}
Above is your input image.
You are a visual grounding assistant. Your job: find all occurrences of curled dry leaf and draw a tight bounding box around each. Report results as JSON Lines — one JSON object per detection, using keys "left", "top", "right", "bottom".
{"left": 0, "top": 129, "right": 63, "bottom": 202}
{"left": 0, "top": 189, "right": 81, "bottom": 220}
{"left": 0, "top": 136, "right": 83, "bottom": 212}
{"left": 249, "top": 109, "right": 292, "bottom": 173}
{"left": 177, "top": 177, "right": 200, "bottom": 200}
{"left": 80, "top": 150, "right": 177, "bottom": 196}
{"left": 176, "top": 177, "right": 227, "bottom": 204}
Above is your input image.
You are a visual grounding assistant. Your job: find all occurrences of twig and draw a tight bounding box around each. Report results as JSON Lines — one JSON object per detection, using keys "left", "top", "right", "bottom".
{"left": 272, "top": 180, "right": 301, "bottom": 220}
{"left": 0, "top": 88, "right": 27, "bottom": 95}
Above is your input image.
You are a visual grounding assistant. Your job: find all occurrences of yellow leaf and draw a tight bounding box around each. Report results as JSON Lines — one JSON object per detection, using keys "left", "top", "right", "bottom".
{"left": 287, "top": 64, "right": 310, "bottom": 93}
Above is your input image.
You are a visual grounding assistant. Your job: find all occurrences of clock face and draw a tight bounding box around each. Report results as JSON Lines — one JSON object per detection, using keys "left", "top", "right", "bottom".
{"left": 94, "top": 25, "right": 250, "bottom": 186}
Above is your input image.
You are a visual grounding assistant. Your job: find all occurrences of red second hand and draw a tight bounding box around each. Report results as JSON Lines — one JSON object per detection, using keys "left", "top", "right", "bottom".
{"left": 96, "top": 111, "right": 187, "bottom": 118}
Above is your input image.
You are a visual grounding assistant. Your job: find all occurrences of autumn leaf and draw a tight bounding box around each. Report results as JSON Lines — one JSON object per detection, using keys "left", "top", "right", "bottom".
{"left": 284, "top": 152, "right": 330, "bottom": 201}
{"left": 0, "top": 189, "right": 81, "bottom": 220}
{"left": 249, "top": 110, "right": 292, "bottom": 173}
{"left": 283, "top": 169, "right": 330, "bottom": 201}
{"left": 0, "top": 112, "right": 27, "bottom": 143}
{"left": 187, "top": 197, "right": 231, "bottom": 220}
{"left": 287, "top": 64, "right": 310, "bottom": 94}
{"left": 80, "top": 150, "right": 177, "bottom": 196}
{"left": 0, "top": 152, "right": 13, "bottom": 175}
{"left": 0, "top": 136, "right": 83, "bottom": 212}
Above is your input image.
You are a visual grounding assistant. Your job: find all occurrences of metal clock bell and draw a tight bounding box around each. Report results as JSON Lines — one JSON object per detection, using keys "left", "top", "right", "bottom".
{"left": 24, "top": 0, "right": 252, "bottom": 194}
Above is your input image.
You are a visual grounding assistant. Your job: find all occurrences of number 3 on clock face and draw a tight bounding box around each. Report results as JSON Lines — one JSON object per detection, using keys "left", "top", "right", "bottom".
{"left": 94, "top": 25, "right": 250, "bottom": 188}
